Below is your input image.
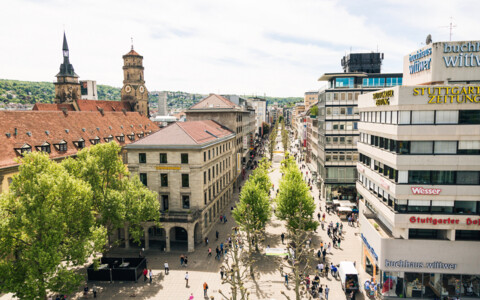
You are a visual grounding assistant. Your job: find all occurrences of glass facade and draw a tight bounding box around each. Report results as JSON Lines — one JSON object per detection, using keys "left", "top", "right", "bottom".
{"left": 335, "top": 77, "right": 354, "bottom": 88}
{"left": 380, "top": 271, "right": 480, "bottom": 298}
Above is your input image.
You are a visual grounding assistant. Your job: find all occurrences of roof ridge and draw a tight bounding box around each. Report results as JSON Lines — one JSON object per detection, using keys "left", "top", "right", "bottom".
{"left": 175, "top": 122, "right": 199, "bottom": 144}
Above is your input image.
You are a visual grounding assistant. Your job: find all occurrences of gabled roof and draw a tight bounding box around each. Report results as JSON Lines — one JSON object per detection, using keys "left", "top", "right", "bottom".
{"left": 127, "top": 120, "right": 234, "bottom": 147}
{"left": 189, "top": 94, "right": 237, "bottom": 110}
{"left": 0, "top": 111, "right": 159, "bottom": 169}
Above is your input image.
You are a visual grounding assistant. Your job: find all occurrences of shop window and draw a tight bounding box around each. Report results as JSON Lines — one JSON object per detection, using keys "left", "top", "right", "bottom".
{"left": 408, "top": 229, "right": 447, "bottom": 240}
{"left": 455, "top": 230, "right": 480, "bottom": 241}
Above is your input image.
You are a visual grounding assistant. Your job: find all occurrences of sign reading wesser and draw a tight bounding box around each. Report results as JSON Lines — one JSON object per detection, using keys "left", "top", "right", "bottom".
{"left": 411, "top": 187, "right": 441, "bottom": 195}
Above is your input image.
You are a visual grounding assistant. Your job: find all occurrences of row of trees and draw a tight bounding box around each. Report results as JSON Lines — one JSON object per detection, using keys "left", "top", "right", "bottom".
{"left": 269, "top": 120, "right": 278, "bottom": 161}
{"left": 276, "top": 156, "right": 318, "bottom": 300}
{"left": 280, "top": 119, "right": 289, "bottom": 156}
{"left": 0, "top": 142, "right": 160, "bottom": 299}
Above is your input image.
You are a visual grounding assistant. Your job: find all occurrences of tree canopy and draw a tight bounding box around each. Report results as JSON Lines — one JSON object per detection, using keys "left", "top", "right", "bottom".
{"left": 0, "top": 152, "right": 106, "bottom": 299}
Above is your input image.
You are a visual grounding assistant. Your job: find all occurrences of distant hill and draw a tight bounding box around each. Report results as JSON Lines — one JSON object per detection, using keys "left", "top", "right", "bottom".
{"left": 0, "top": 79, "right": 303, "bottom": 107}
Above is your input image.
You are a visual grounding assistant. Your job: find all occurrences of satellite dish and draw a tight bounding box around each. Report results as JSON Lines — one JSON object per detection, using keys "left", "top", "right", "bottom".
{"left": 426, "top": 34, "right": 432, "bottom": 45}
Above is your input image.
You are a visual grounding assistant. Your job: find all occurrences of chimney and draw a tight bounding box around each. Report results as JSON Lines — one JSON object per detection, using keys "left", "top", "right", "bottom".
{"left": 61, "top": 108, "right": 69, "bottom": 116}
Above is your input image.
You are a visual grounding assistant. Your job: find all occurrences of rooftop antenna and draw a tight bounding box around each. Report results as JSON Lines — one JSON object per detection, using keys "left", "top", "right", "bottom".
{"left": 131, "top": 37, "right": 134, "bottom": 50}
{"left": 440, "top": 16, "right": 456, "bottom": 41}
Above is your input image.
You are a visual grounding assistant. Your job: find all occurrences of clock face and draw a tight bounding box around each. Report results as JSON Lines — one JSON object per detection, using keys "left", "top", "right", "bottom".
{"left": 139, "top": 86, "right": 145, "bottom": 93}
{"left": 125, "top": 85, "right": 132, "bottom": 93}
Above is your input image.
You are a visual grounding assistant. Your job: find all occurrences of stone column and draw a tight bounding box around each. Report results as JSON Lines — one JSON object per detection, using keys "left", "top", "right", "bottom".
{"left": 144, "top": 227, "right": 149, "bottom": 250}
{"left": 187, "top": 228, "right": 195, "bottom": 253}
{"left": 124, "top": 224, "right": 130, "bottom": 249}
{"left": 165, "top": 227, "right": 171, "bottom": 252}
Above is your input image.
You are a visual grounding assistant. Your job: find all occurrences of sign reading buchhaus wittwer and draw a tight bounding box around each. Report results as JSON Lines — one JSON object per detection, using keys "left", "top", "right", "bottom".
{"left": 403, "top": 40, "right": 480, "bottom": 85}
{"left": 358, "top": 40, "right": 480, "bottom": 299}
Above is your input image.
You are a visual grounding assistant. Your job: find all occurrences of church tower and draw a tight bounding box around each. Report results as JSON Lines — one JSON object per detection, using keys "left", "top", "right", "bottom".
{"left": 121, "top": 45, "right": 149, "bottom": 116}
{"left": 54, "top": 33, "right": 80, "bottom": 103}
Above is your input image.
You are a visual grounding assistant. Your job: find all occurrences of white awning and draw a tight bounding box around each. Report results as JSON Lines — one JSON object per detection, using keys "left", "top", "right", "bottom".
{"left": 408, "top": 200, "right": 431, "bottom": 206}
{"left": 432, "top": 200, "right": 454, "bottom": 207}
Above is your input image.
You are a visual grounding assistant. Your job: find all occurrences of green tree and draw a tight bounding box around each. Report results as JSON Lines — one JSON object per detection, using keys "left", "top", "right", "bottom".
{"left": 0, "top": 152, "right": 106, "bottom": 299}
{"left": 276, "top": 156, "right": 318, "bottom": 300}
{"left": 233, "top": 178, "right": 271, "bottom": 252}
{"left": 62, "top": 142, "right": 160, "bottom": 247}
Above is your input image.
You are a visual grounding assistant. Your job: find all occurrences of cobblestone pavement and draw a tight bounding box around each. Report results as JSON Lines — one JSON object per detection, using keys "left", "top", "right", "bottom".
{"left": 1, "top": 132, "right": 370, "bottom": 300}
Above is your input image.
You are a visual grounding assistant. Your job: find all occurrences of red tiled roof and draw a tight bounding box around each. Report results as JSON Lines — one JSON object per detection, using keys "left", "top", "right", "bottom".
{"left": 76, "top": 99, "right": 132, "bottom": 112}
{"left": 189, "top": 94, "right": 237, "bottom": 109}
{"left": 125, "top": 49, "right": 141, "bottom": 56}
{"left": 128, "top": 120, "right": 234, "bottom": 147}
{"left": 0, "top": 111, "right": 159, "bottom": 169}
{"left": 33, "top": 103, "right": 76, "bottom": 111}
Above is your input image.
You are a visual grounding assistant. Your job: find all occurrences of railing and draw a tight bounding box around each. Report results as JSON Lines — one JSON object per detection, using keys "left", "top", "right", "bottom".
{"left": 159, "top": 210, "right": 201, "bottom": 223}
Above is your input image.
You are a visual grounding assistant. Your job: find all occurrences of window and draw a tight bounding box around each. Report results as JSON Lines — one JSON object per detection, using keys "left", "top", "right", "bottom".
{"left": 36, "top": 143, "right": 51, "bottom": 153}
{"left": 116, "top": 135, "right": 125, "bottom": 142}
{"left": 208, "top": 169, "right": 211, "bottom": 181}
{"left": 335, "top": 77, "right": 354, "bottom": 88}
{"left": 139, "top": 153, "right": 146, "bottom": 163}
{"left": 182, "top": 195, "right": 190, "bottom": 209}
{"left": 74, "top": 139, "right": 85, "bottom": 149}
{"left": 127, "top": 134, "right": 135, "bottom": 141}
{"left": 409, "top": 229, "right": 447, "bottom": 240}
{"left": 181, "top": 153, "right": 189, "bottom": 164}
{"left": 431, "top": 171, "right": 455, "bottom": 184}
{"left": 459, "top": 110, "right": 480, "bottom": 124}
{"left": 456, "top": 230, "right": 480, "bottom": 241}
{"left": 55, "top": 142, "right": 67, "bottom": 152}
{"left": 412, "top": 111, "right": 434, "bottom": 124}
{"left": 396, "top": 141, "right": 410, "bottom": 154}
{"left": 408, "top": 171, "right": 431, "bottom": 184}
{"left": 458, "top": 141, "right": 480, "bottom": 154}
{"left": 204, "top": 152, "right": 206, "bottom": 161}
{"left": 456, "top": 171, "right": 480, "bottom": 185}
{"left": 204, "top": 171, "right": 206, "bottom": 184}
{"left": 90, "top": 138, "right": 100, "bottom": 145}
{"left": 139, "top": 173, "right": 147, "bottom": 186}
{"left": 391, "top": 111, "right": 397, "bottom": 124}
{"left": 454, "top": 201, "right": 478, "bottom": 214}
{"left": 161, "top": 195, "right": 169, "bottom": 211}
{"left": 410, "top": 141, "right": 433, "bottom": 154}
{"left": 204, "top": 192, "right": 207, "bottom": 205}
{"left": 436, "top": 110, "right": 458, "bottom": 124}
{"left": 208, "top": 150, "right": 211, "bottom": 159}
{"left": 160, "top": 153, "right": 167, "bottom": 164}
{"left": 104, "top": 135, "right": 113, "bottom": 142}
{"left": 160, "top": 173, "right": 168, "bottom": 187}
{"left": 182, "top": 174, "right": 189, "bottom": 187}
{"left": 399, "top": 111, "right": 411, "bottom": 124}
{"left": 434, "top": 141, "right": 457, "bottom": 154}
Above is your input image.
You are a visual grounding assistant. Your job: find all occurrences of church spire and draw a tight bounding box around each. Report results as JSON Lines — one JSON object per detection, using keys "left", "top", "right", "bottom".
{"left": 56, "top": 32, "right": 78, "bottom": 78}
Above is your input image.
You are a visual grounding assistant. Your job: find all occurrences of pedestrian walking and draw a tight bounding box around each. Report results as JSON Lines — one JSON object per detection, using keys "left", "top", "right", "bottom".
{"left": 320, "top": 242, "right": 324, "bottom": 252}
{"left": 189, "top": 293, "right": 194, "bottom": 300}
{"left": 208, "top": 247, "right": 212, "bottom": 257}
{"left": 324, "top": 264, "right": 329, "bottom": 278}
{"left": 328, "top": 242, "right": 332, "bottom": 253}
{"left": 220, "top": 215, "right": 223, "bottom": 223}
{"left": 338, "top": 238, "right": 341, "bottom": 249}
{"left": 205, "top": 237, "right": 209, "bottom": 246}
{"left": 284, "top": 273, "right": 289, "bottom": 286}
{"left": 325, "top": 285, "right": 330, "bottom": 300}
{"left": 184, "top": 256, "right": 188, "bottom": 267}
{"left": 216, "top": 230, "right": 219, "bottom": 240}
{"left": 318, "top": 285, "right": 323, "bottom": 298}
{"left": 281, "top": 233, "right": 285, "bottom": 244}
{"left": 180, "top": 255, "right": 185, "bottom": 266}
{"left": 92, "top": 285, "right": 97, "bottom": 298}
{"left": 322, "top": 249, "right": 327, "bottom": 262}
{"left": 203, "top": 282, "right": 209, "bottom": 297}
{"left": 164, "top": 262, "right": 169, "bottom": 275}
{"left": 83, "top": 284, "right": 89, "bottom": 297}
{"left": 149, "top": 269, "right": 153, "bottom": 283}
{"left": 185, "top": 272, "right": 189, "bottom": 287}
{"left": 220, "top": 268, "right": 224, "bottom": 280}
{"left": 143, "top": 268, "right": 148, "bottom": 282}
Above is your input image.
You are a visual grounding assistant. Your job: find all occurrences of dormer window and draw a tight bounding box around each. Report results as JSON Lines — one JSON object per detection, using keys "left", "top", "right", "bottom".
{"left": 137, "top": 132, "right": 144, "bottom": 138}
{"left": 104, "top": 135, "right": 113, "bottom": 143}
{"left": 35, "top": 142, "right": 51, "bottom": 153}
{"left": 90, "top": 137, "right": 100, "bottom": 145}
{"left": 116, "top": 134, "right": 125, "bottom": 142}
{"left": 73, "top": 138, "right": 85, "bottom": 149}
{"left": 14, "top": 143, "right": 32, "bottom": 155}
{"left": 54, "top": 140, "right": 68, "bottom": 152}
{"left": 127, "top": 133, "right": 135, "bottom": 141}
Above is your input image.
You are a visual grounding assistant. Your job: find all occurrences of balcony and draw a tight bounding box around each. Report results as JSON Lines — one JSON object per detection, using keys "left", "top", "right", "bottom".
{"left": 159, "top": 210, "right": 201, "bottom": 223}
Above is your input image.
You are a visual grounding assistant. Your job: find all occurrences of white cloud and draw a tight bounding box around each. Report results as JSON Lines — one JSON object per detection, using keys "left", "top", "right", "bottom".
{"left": 0, "top": 0, "right": 479, "bottom": 96}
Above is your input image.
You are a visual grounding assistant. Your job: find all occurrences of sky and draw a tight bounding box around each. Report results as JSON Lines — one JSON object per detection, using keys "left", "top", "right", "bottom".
{"left": 1, "top": 0, "right": 479, "bottom": 97}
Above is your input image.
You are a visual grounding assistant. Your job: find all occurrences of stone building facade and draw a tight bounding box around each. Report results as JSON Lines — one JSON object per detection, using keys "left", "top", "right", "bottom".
{"left": 125, "top": 120, "right": 235, "bottom": 252}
